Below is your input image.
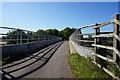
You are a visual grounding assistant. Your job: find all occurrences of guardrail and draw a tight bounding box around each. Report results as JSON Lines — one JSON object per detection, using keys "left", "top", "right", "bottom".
{"left": 70, "top": 14, "right": 120, "bottom": 79}
{"left": 1, "top": 26, "right": 62, "bottom": 55}
{"left": 0, "top": 26, "right": 62, "bottom": 45}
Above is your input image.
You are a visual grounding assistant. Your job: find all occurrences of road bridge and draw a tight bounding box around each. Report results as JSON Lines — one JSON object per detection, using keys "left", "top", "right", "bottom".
{"left": 1, "top": 13, "right": 120, "bottom": 79}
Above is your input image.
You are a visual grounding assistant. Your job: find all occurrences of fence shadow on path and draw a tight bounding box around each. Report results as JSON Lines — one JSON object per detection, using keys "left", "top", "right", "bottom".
{"left": 2, "top": 41, "right": 64, "bottom": 80}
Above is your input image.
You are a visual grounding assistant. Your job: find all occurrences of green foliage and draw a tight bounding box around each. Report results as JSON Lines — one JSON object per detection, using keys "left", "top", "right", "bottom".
{"left": 52, "top": 29, "right": 59, "bottom": 36}
{"left": 59, "top": 27, "right": 76, "bottom": 40}
{"left": 37, "top": 29, "right": 45, "bottom": 34}
{"left": 6, "top": 29, "right": 27, "bottom": 39}
{"left": 45, "top": 29, "right": 59, "bottom": 36}
{"left": 5, "top": 27, "right": 76, "bottom": 45}
{"left": 5, "top": 30, "right": 28, "bottom": 44}
{"left": 36, "top": 27, "right": 76, "bottom": 40}
{"left": 107, "top": 61, "right": 120, "bottom": 78}
{"left": 61, "top": 27, "right": 71, "bottom": 40}
{"left": 69, "top": 53, "right": 111, "bottom": 78}
{"left": 45, "top": 29, "right": 53, "bottom": 35}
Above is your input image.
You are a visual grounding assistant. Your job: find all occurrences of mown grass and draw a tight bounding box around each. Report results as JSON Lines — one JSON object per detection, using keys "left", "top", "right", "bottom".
{"left": 69, "top": 53, "right": 112, "bottom": 79}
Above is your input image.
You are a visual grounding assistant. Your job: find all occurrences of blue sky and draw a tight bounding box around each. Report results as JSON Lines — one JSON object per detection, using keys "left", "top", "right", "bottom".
{"left": 2, "top": 2, "right": 118, "bottom": 32}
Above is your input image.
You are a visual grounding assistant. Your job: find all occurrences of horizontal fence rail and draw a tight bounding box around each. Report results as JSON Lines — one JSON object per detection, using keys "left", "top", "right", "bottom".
{"left": 70, "top": 14, "right": 120, "bottom": 79}
{"left": 0, "top": 26, "right": 62, "bottom": 45}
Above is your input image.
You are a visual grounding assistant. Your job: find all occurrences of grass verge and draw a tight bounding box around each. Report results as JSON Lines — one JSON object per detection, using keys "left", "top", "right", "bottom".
{"left": 69, "top": 53, "right": 112, "bottom": 78}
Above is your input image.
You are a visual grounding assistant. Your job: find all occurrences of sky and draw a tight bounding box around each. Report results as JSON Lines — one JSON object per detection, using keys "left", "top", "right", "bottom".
{"left": 1, "top": 2, "right": 119, "bottom": 32}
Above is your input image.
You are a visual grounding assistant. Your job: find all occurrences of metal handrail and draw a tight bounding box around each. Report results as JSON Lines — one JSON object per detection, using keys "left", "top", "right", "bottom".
{"left": 0, "top": 26, "right": 62, "bottom": 45}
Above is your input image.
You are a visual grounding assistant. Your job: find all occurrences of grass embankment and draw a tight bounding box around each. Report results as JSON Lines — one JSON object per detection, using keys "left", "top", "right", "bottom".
{"left": 69, "top": 53, "right": 112, "bottom": 78}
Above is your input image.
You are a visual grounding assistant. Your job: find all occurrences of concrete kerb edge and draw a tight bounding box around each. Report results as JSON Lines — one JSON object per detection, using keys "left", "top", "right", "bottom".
{"left": 69, "top": 40, "right": 77, "bottom": 54}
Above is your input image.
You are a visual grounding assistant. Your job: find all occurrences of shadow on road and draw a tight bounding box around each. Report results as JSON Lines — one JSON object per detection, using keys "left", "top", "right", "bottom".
{"left": 2, "top": 41, "right": 64, "bottom": 80}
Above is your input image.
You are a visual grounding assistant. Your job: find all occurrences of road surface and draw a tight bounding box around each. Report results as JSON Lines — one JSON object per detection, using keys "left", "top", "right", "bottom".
{"left": 2, "top": 41, "right": 73, "bottom": 79}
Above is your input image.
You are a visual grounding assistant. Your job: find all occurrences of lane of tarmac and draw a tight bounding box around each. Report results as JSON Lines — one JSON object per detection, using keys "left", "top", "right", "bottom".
{"left": 2, "top": 41, "right": 73, "bottom": 79}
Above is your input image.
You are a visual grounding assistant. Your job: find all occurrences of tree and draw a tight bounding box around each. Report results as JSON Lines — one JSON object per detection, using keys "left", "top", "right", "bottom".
{"left": 52, "top": 29, "right": 59, "bottom": 36}
{"left": 60, "top": 27, "right": 76, "bottom": 40}
{"left": 45, "top": 29, "right": 53, "bottom": 35}
{"left": 37, "top": 29, "right": 45, "bottom": 34}
{"left": 5, "top": 29, "right": 28, "bottom": 44}
{"left": 4, "top": 27, "right": 76, "bottom": 44}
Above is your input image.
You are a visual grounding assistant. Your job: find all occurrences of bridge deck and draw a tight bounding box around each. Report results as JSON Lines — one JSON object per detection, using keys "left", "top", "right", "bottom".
{"left": 2, "top": 41, "right": 73, "bottom": 79}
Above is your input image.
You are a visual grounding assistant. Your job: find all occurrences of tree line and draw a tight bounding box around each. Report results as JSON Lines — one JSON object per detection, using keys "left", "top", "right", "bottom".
{"left": 36, "top": 27, "right": 76, "bottom": 40}
{"left": 2, "top": 27, "right": 76, "bottom": 41}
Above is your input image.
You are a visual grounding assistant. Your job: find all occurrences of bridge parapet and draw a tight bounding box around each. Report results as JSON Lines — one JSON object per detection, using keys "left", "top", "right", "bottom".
{"left": 70, "top": 24, "right": 95, "bottom": 59}
{"left": 0, "top": 26, "right": 62, "bottom": 45}
{"left": 0, "top": 26, "right": 62, "bottom": 54}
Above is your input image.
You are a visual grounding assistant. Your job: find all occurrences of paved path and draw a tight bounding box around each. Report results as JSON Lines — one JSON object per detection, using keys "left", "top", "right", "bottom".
{"left": 2, "top": 41, "right": 73, "bottom": 79}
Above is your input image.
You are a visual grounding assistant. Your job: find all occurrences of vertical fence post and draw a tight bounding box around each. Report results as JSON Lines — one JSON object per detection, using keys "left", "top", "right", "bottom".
{"left": 13, "top": 29, "right": 15, "bottom": 44}
{"left": 31, "top": 32, "right": 33, "bottom": 42}
{"left": 17, "top": 29, "right": 19, "bottom": 44}
{"left": 27, "top": 31, "right": 30, "bottom": 43}
{"left": 94, "top": 23, "right": 99, "bottom": 62}
{"left": 20, "top": 31, "right": 23, "bottom": 45}
{"left": 113, "top": 14, "right": 119, "bottom": 63}
{"left": 38, "top": 32, "right": 40, "bottom": 42}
